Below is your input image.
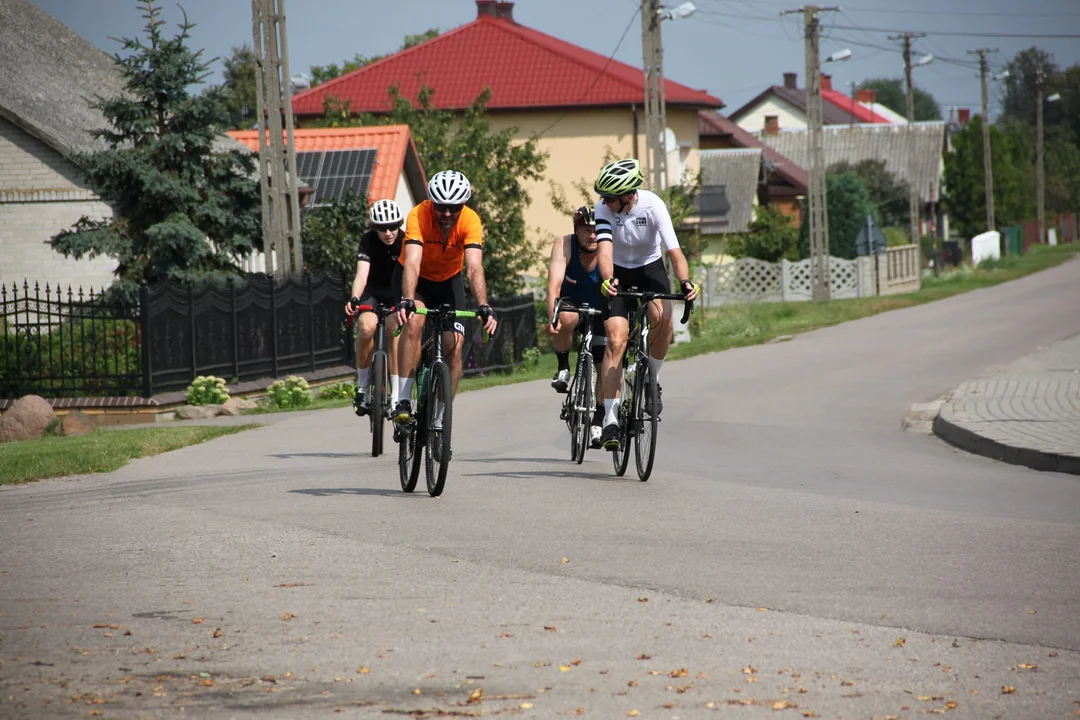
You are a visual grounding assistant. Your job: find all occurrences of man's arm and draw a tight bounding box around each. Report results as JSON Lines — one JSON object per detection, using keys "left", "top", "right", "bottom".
{"left": 546, "top": 235, "right": 570, "bottom": 319}
{"left": 350, "top": 261, "right": 370, "bottom": 300}
{"left": 400, "top": 243, "right": 422, "bottom": 300}
{"left": 464, "top": 247, "right": 489, "bottom": 307}
{"left": 665, "top": 247, "right": 698, "bottom": 301}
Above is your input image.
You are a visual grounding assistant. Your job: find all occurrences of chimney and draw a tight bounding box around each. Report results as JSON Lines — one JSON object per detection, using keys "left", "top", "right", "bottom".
{"left": 495, "top": 1, "right": 514, "bottom": 21}
{"left": 783, "top": 72, "right": 797, "bottom": 89}
{"left": 764, "top": 115, "right": 780, "bottom": 135}
{"left": 855, "top": 88, "right": 876, "bottom": 104}
{"left": 477, "top": 0, "right": 514, "bottom": 20}
{"left": 957, "top": 108, "right": 971, "bottom": 125}
{"left": 821, "top": 74, "right": 832, "bottom": 92}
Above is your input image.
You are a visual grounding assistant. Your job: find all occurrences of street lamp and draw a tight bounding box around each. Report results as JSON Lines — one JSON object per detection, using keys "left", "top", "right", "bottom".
{"left": 1037, "top": 74, "right": 1062, "bottom": 245}
{"left": 825, "top": 48, "right": 852, "bottom": 63}
{"left": 642, "top": 1, "right": 697, "bottom": 190}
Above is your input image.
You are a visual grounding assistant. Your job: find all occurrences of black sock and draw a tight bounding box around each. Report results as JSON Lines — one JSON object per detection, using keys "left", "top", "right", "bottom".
{"left": 556, "top": 351, "right": 570, "bottom": 372}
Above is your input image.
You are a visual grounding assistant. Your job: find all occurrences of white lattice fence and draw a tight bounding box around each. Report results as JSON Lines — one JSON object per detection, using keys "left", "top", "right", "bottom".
{"left": 703, "top": 256, "right": 865, "bottom": 306}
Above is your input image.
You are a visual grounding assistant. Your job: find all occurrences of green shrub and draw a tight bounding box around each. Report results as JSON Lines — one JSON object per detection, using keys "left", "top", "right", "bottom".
{"left": 186, "top": 375, "right": 229, "bottom": 406}
{"left": 519, "top": 346, "right": 542, "bottom": 373}
{"left": 881, "top": 226, "right": 909, "bottom": 248}
{"left": 266, "top": 375, "right": 312, "bottom": 409}
{"left": 729, "top": 206, "right": 799, "bottom": 262}
{"left": 317, "top": 381, "right": 355, "bottom": 400}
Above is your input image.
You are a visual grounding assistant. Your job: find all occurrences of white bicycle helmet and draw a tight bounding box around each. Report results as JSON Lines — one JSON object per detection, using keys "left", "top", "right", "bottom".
{"left": 369, "top": 199, "right": 404, "bottom": 225}
{"left": 427, "top": 170, "right": 472, "bottom": 204}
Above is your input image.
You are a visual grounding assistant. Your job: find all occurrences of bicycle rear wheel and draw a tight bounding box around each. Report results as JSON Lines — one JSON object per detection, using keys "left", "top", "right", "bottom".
{"left": 398, "top": 420, "right": 421, "bottom": 492}
{"left": 612, "top": 378, "right": 632, "bottom": 477}
{"left": 572, "top": 360, "right": 592, "bottom": 464}
{"left": 633, "top": 360, "right": 658, "bottom": 482}
{"left": 370, "top": 351, "right": 387, "bottom": 457}
{"left": 425, "top": 361, "right": 453, "bottom": 497}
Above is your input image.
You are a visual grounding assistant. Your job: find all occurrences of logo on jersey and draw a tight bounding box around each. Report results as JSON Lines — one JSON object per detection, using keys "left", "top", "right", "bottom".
{"left": 614, "top": 216, "right": 624, "bottom": 226}
{"left": 634, "top": 217, "right": 648, "bottom": 227}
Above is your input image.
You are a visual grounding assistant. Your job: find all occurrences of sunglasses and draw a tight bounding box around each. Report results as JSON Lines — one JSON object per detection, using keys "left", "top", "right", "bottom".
{"left": 374, "top": 222, "right": 402, "bottom": 233}
{"left": 433, "top": 203, "right": 464, "bottom": 214}
{"left": 600, "top": 194, "right": 623, "bottom": 204}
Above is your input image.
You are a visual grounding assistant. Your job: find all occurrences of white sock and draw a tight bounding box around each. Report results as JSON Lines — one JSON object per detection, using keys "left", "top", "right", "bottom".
{"left": 356, "top": 367, "right": 369, "bottom": 388}
{"left": 390, "top": 375, "right": 400, "bottom": 407}
{"left": 400, "top": 377, "right": 415, "bottom": 403}
{"left": 648, "top": 357, "right": 664, "bottom": 384}
{"left": 604, "top": 398, "right": 620, "bottom": 426}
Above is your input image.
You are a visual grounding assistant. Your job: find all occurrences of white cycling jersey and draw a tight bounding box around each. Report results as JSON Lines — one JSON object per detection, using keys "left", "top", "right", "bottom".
{"left": 593, "top": 189, "right": 680, "bottom": 268}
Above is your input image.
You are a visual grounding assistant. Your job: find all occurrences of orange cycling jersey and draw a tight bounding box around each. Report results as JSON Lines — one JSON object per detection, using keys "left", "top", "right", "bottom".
{"left": 399, "top": 200, "right": 484, "bottom": 282}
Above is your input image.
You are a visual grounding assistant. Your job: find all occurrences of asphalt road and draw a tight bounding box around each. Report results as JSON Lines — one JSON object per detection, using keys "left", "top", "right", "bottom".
{"left": 3, "top": 258, "right": 1079, "bottom": 719}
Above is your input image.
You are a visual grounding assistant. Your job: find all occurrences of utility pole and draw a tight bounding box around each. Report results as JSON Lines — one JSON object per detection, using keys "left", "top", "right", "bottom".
{"left": 968, "top": 48, "right": 997, "bottom": 234}
{"left": 252, "top": 0, "right": 303, "bottom": 277}
{"left": 783, "top": 5, "right": 839, "bottom": 302}
{"left": 892, "top": 32, "right": 925, "bottom": 248}
{"left": 641, "top": 0, "right": 666, "bottom": 191}
{"left": 1036, "top": 63, "right": 1045, "bottom": 245}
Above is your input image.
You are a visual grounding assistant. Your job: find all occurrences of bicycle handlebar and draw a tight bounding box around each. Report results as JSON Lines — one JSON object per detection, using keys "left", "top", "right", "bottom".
{"left": 615, "top": 289, "right": 696, "bottom": 325}
{"left": 550, "top": 298, "right": 604, "bottom": 328}
{"left": 392, "top": 305, "right": 489, "bottom": 342}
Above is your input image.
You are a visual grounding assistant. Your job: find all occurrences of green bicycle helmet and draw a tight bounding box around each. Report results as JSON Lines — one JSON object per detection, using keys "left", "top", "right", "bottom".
{"left": 594, "top": 158, "right": 645, "bottom": 196}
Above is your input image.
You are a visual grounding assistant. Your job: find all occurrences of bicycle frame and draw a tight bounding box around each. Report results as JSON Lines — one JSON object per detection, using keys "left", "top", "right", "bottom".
{"left": 351, "top": 299, "right": 396, "bottom": 456}
{"left": 551, "top": 298, "right": 604, "bottom": 463}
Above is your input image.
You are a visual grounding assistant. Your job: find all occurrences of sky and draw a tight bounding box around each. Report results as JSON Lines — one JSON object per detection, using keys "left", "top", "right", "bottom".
{"left": 28, "top": 0, "right": 1080, "bottom": 119}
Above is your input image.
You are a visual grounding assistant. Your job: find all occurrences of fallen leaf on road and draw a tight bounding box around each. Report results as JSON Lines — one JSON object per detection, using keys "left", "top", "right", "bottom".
{"left": 92, "top": 624, "right": 120, "bottom": 630}
{"left": 533, "top": 662, "right": 550, "bottom": 668}
{"left": 894, "top": 638, "right": 906, "bottom": 647}
{"left": 636, "top": 654, "right": 651, "bottom": 660}
{"left": 1001, "top": 686, "right": 1016, "bottom": 694}
{"left": 192, "top": 618, "right": 203, "bottom": 624}
{"left": 1027, "top": 610, "right": 1036, "bottom": 614}
{"left": 801, "top": 713, "right": 820, "bottom": 718}
{"left": 627, "top": 710, "right": 639, "bottom": 717}
{"left": 663, "top": 702, "right": 675, "bottom": 708}
{"left": 499, "top": 633, "right": 514, "bottom": 639}
{"left": 627, "top": 680, "right": 638, "bottom": 687}
{"left": 571, "top": 659, "right": 582, "bottom": 666}
{"left": 840, "top": 681, "right": 854, "bottom": 687}
{"left": 468, "top": 688, "right": 483, "bottom": 703}
{"left": 1017, "top": 664, "right": 1037, "bottom": 670}
{"left": 559, "top": 665, "right": 571, "bottom": 672}
{"left": 520, "top": 703, "right": 534, "bottom": 709}
{"left": 412, "top": 688, "right": 421, "bottom": 695}
{"left": 669, "top": 668, "right": 688, "bottom": 678}
{"left": 773, "top": 700, "right": 798, "bottom": 709}
{"left": 173, "top": 654, "right": 186, "bottom": 660}
{"left": 638, "top": 598, "right": 648, "bottom": 603}
{"left": 945, "top": 701, "right": 958, "bottom": 709}
{"left": 743, "top": 667, "right": 757, "bottom": 675}
{"left": 706, "top": 597, "right": 714, "bottom": 603}
{"left": 356, "top": 667, "right": 369, "bottom": 674}
{"left": 543, "top": 626, "right": 557, "bottom": 632}
{"left": 212, "top": 628, "right": 223, "bottom": 638}
{"left": 561, "top": 558, "right": 569, "bottom": 564}
{"left": 705, "top": 702, "right": 715, "bottom": 709}
{"left": 697, "top": 673, "right": 708, "bottom": 679}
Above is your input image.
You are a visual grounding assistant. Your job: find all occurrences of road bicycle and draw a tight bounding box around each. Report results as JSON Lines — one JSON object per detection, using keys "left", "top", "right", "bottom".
{"left": 610, "top": 288, "right": 694, "bottom": 482}
{"left": 551, "top": 299, "right": 604, "bottom": 464}
{"left": 396, "top": 305, "right": 481, "bottom": 497}
{"left": 349, "top": 298, "right": 396, "bottom": 457}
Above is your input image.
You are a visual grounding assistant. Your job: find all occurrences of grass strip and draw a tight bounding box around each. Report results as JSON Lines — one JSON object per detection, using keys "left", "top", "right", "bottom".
{"left": 0, "top": 424, "right": 259, "bottom": 485}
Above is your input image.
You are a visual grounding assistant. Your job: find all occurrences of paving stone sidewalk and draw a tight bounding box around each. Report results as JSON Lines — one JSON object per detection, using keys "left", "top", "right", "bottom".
{"left": 934, "top": 332, "right": 1080, "bottom": 475}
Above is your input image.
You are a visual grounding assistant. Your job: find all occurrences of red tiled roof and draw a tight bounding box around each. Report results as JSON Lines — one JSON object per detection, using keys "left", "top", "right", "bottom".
{"left": 822, "top": 90, "right": 890, "bottom": 124}
{"left": 227, "top": 125, "right": 424, "bottom": 202}
{"left": 291, "top": 15, "right": 722, "bottom": 115}
{"left": 698, "top": 111, "right": 808, "bottom": 193}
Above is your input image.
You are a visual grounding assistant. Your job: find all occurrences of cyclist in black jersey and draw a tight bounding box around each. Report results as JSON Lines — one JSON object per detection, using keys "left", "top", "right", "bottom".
{"left": 546, "top": 206, "right": 607, "bottom": 447}
{"left": 344, "top": 199, "right": 405, "bottom": 416}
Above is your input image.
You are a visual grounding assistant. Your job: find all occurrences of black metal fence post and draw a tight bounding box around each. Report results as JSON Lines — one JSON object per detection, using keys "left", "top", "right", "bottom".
{"left": 188, "top": 283, "right": 197, "bottom": 383}
{"left": 140, "top": 283, "right": 153, "bottom": 398}
{"left": 269, "top": 277, "right": 279, "bottom": 378}
{"left": 308, "top": 274, "right": 316, "bottom": 372}
{"left": 230, "top": 278, "right": 240, "bottom": 382}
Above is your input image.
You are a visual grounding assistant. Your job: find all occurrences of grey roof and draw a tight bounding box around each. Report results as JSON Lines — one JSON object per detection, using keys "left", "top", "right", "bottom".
{"left": 752, "top": 122, "right": 947, "bottom": 203}
{"left": 0, "top": 0, "right": 247, "bottom": 159}
{"left": 0, "top": 0, "right": 127, "bottom": 156}
{"left": 697, "top": 148, "right": 762, "bottom": 234}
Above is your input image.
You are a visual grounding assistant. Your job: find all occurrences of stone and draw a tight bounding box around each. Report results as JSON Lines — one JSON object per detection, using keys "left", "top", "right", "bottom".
{"left": 61, "top": 410, "right": 96, "bottom": 437}
{"left": 174, "top": 404, "right": 222, "bottom": 420}
{"left": 0, "top": 395, "right": 57, "bottom": 442}
{"left": 220, "top": 397, "right": 260, "bottom": 416}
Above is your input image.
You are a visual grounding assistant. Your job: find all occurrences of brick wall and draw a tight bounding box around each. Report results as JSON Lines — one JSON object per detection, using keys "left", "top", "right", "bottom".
{"left": 0, "top": 117, "right": 117, "bottom": 290}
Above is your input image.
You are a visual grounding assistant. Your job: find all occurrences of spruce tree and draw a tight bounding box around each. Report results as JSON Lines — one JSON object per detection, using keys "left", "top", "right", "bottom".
{"left": 51, "top": 0, "right": 260, "bottom": 302}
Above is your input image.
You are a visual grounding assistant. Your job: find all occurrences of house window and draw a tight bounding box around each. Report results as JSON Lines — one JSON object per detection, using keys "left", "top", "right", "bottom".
{"left": 697, "top": 184, "right": 731, "bottom": 222}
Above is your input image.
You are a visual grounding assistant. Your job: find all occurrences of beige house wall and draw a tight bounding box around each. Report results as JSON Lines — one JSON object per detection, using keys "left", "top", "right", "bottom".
{"left": 485, "top": 106, "right": 705, "bottom": 275}
{"left": 0, "top": 117, "right": 117, "bottom": 290}
{"left": 734, "top": 97, "right": 806, "bottom": 133}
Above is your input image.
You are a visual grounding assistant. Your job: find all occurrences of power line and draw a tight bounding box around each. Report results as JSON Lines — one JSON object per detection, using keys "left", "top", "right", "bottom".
{"left": 536, "top": 5, "right": 641, "bottom": 138}
{"left": 822, "top": 24, "right": 1080, "bottom": 39}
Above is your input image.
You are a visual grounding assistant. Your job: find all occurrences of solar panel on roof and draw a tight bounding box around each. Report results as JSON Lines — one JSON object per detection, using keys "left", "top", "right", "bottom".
{"left": 295, "top": 148, "right": 377, "bottom": 207}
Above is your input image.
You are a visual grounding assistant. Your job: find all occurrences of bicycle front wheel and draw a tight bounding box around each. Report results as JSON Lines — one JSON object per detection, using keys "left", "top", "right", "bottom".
{"left": 633, "top": 360, "right": 658, "bottom": 482}
{"left": 398, "top": 420, "right": 421, "bottom": 492}
{"left": 370, "top": 351, "right": 387, "bottom": 457}
{"left": 572, "top": 360, "right": 593, "bottom": 464}
{"left": 612, "top": 378, "right": 632, "bottom": 477}
{"left": 425, "top": 361, "right": 453, "bottom": 497}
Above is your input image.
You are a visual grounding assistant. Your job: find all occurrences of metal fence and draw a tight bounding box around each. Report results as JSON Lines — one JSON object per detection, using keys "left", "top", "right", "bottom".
{"left": 2, "top": 276, "right": 538, "bottom": 400}
{"left": 1, "top": 282, "right": 141, "bottom": 398}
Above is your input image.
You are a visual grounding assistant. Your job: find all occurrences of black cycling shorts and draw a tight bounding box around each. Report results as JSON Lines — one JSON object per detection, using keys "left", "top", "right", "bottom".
{"left": 606, "top": 258, "right": 672, "bottom": 320}
{"left": 555, "top": 298, "right": 607, "bottom": 362}
{"left": 357, "top": 286, "right": 397, "bottom": 310}
{"left": 391, "top": 264, "right": 467, "bottom": 335}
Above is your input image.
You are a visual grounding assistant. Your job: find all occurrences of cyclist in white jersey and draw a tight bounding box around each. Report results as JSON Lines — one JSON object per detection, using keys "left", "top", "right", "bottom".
{"left": 592, "top": 158, "right": 699, "bottom": 451}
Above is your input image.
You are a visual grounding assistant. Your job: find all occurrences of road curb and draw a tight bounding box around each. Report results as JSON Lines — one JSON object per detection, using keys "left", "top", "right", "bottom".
{"left": 932, "top": 405, "right": 1080, "bottom": 476}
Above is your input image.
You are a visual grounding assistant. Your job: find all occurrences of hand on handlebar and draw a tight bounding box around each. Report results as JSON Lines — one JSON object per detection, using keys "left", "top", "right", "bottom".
{"left": 395, "top": 297, "right": 416, "bottom": 326}
{"left": 345, "top": 296, "right": 362, "bottom": 316}
{"left": 600, "top": 277, "right": 618, "bottom": 297}
{"left": 477, "top": 304, "right": 498, "bottom": 336}
{"left": 680, "top": 279, "right": 700, "bottom": 303}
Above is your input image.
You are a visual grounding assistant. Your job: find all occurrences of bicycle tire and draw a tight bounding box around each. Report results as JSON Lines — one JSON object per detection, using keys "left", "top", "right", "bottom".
{"left": 425, "top": 361, "right": 453, "bottom": 497}
{"left": 573, "top": 359, "right": 592, "bottom": 464}
{"left": 633, "top": 359, "right": 658, "bottom": 482}
{"left": 370, "top": 351, "right": 387, "bottom": 457}
{"left": 612, "top": 378, "right": 632, "bottom": 477}
{"left": 398, "top": 421, "right": 421, "bottom": 493}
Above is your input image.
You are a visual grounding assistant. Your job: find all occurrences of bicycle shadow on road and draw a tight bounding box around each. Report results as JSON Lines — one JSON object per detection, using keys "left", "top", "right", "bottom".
{"left": 455, "top": 457, "right": 620, "bottom": 481}
{"left": 288, "top": 487, "right": 418, "bottom": 498}
{"left": 269, "top": 452, "right": 370, "bottom": 460}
